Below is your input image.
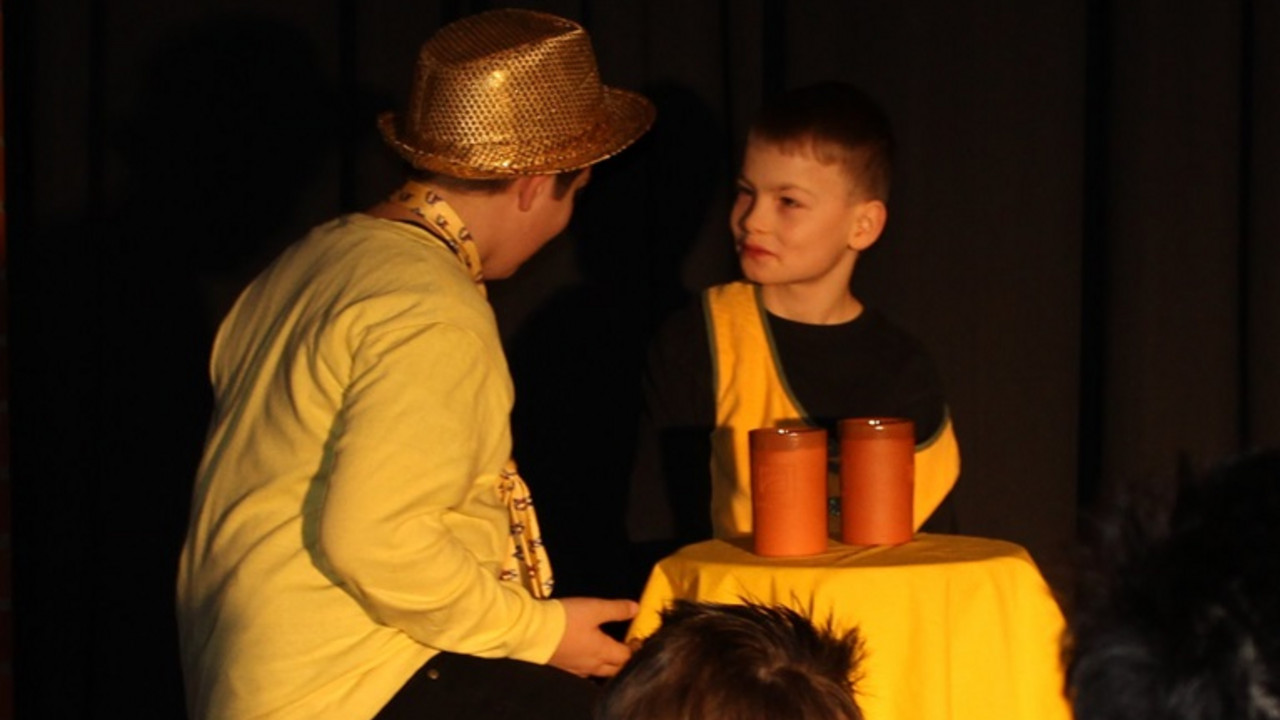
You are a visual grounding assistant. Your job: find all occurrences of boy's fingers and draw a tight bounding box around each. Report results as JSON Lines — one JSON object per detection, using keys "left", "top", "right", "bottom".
{"left": 595, "top": 659, "right": 627, "bottom": 678}
{"left": 599, "top": 637, "right": 633, "bottom": 669}
{"left": 594, "top": 599, "right": 639, "bottom": 624}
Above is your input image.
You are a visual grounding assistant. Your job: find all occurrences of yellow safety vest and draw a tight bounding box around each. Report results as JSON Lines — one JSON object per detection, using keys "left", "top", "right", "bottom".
{"left": 706, "top": 281, "right": 960, "bottom": 537}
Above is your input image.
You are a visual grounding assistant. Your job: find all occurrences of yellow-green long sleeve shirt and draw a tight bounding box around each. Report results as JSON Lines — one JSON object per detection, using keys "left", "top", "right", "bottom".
{"left": 177, "top": 213, "right": 565, "bottom": 720}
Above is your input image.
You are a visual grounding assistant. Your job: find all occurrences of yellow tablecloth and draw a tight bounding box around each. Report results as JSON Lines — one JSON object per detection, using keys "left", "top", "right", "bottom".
{"left": 627, "top": 534, "right": 1071, "bottom": 720}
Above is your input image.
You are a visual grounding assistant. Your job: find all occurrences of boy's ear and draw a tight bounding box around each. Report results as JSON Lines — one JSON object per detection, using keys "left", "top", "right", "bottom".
{"left": 515, "top": 174, "right": 553, "bottom": 212}
{"left": 848, "top": 200, "right": 887, "bottom": 252}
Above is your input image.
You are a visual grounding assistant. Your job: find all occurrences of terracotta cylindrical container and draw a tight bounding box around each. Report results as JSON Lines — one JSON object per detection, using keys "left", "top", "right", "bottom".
{"left": 839, "top": 418, "right": 914, "bottom": 545}
{"left": 749, "top": 426, "right": 829, "bottom": 557}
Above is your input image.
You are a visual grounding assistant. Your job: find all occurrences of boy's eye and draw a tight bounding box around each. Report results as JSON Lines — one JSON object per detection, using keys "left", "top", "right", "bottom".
{"left": 735, "top": 185, "right": 755, "bottom": 197}
{"left": 780, "top": 196, "right": 803, "bottom": 209}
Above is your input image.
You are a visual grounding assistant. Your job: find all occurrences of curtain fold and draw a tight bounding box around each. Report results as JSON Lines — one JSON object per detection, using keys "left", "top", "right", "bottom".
{"left": 1095, "top": 1, "right": 1277, "bottom": 497}
{"left": 1245, "top": 2, "right": 1280, "bottom": 448}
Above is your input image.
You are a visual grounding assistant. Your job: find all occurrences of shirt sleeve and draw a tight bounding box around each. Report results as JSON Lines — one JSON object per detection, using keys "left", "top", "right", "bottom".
{"left": 893, "top": 346, "right": 949, "bottom": 445}
{"left": 887, "top": 336, "right": 960, "bottom": 532}
{"left": 316, "top": 319, "right": 565, "bottom": 663}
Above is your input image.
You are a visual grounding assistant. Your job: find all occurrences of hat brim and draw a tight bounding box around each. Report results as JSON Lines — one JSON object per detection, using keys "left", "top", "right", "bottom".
{"left": 379, "top": 86, "right": 655, "bottom": 179}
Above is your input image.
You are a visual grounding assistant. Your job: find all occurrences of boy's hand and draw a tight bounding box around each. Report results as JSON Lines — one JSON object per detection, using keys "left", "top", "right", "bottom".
{"left": 548, "top": 597, "right": 638, "bottom": 677}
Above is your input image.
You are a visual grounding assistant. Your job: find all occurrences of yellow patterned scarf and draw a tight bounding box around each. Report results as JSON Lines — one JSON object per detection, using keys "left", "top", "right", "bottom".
{"left": 383, "top": 181, "right": 486, "bottom": 293}
{"left": 496, "top": 461, "right": 555, "bottom": 598}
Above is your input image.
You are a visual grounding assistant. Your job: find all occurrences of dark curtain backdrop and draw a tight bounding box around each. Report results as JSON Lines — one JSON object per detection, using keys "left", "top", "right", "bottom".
{"left": 6, "top": 1, "right": 1278, "bottom": 716}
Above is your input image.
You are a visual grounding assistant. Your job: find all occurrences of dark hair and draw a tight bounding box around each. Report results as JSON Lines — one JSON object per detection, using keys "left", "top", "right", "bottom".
{"left": 408, "top": 167, "right": 586, "bottom": 199}
{"left": 749, "top": 82, "right": 894, "bottom": 202}
{"left": 595, "top": 601, "right": 864, "bottom": 720}
{"left": 1066, "top": 450, "right": 1280, "bottom": 720}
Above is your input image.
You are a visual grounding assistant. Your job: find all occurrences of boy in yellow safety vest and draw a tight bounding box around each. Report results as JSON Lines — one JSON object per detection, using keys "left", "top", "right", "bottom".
{"left": 628, "top": 82, "right": 959, "bottom": 559}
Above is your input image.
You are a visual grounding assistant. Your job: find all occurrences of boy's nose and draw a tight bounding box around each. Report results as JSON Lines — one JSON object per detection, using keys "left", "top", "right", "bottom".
{"left": 737, "top": 199, "right": 768, "bottom": 234}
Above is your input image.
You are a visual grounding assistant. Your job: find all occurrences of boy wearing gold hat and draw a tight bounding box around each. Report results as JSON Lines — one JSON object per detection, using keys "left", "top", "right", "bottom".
{"left": 177, "top": 10, "right": 653, "bottom": 720}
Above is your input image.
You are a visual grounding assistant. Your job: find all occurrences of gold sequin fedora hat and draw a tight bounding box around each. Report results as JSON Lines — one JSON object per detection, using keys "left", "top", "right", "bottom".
{"left": 379, "top": 9, "right": 655, "bottom": 179}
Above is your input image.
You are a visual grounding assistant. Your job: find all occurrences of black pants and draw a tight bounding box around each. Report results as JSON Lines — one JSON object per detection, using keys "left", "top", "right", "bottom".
{"left": 373, "top": 652, "right": 600, "bottom": 720}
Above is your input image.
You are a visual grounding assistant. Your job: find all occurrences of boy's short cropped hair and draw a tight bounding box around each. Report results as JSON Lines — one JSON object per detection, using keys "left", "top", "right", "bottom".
{"left": 749, "top": 82, "right": 894, "bottom": 202}
{"left": 595, "top": 600, "right": 864, "bottom": 720}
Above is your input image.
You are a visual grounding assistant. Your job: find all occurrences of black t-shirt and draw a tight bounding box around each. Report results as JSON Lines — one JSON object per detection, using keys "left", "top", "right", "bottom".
{"left": 627, "top": 297, "right": 955, "bottom": 550}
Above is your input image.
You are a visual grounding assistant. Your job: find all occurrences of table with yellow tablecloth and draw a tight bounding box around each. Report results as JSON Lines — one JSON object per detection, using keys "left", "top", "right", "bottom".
{"left": 626, "top": 533, "right": 1071, "bottom": 720}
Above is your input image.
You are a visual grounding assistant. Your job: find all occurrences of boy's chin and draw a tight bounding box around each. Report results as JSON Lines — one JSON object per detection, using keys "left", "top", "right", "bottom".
{"left": 738, "top": 261, "right": 772, "bottom": 285}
